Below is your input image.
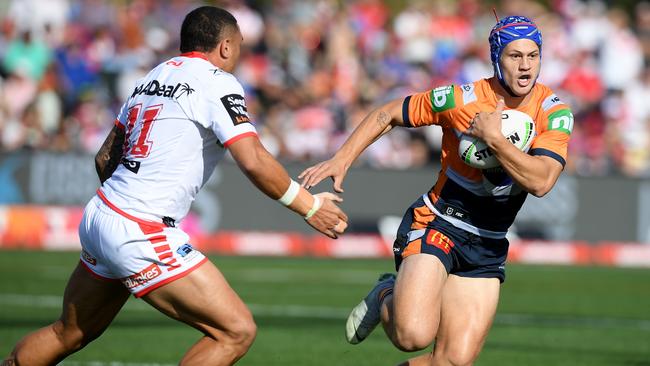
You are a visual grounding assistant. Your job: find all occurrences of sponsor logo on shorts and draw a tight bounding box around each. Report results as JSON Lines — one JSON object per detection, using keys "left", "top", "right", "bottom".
{"left": 81, "top": 250, "right": 97, "bottom": 266}
{"left": 122, "top": 263, "right": 162, "bottom": 289}
{"left": 425, "top": 230, "right": 455, "bottom": 255}
{"left": 176, "top": 243, "right": 193, "bottom": 257}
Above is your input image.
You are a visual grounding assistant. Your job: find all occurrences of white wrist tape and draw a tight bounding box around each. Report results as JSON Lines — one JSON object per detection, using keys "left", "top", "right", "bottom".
{"left": 278, "top": 180, "right": 300, "bottom": 206}
{"left": 304, "top": 195, "right": 321, "bottom": 220}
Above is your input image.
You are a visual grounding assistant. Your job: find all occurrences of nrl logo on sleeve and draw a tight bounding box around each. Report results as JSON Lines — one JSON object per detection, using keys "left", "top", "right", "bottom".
{"left": 430, "top": 85, "right": 455, "bottom": 112}
{"left": 220, "top": 94, "right": 251, "bottom": 125}
{"left": 548, "top": 109, "right": 574, "bottom": 135}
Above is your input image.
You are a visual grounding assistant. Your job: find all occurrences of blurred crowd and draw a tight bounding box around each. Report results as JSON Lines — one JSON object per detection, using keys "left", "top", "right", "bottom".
{"left": 0, "top": 0, "right": 649, "bottom": 177}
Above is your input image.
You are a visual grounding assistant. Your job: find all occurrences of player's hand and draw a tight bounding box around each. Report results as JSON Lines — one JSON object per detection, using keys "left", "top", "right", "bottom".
{"left": 298, "top": 157, "right": 348, "bottom": 193}
{"left": 305, "top": 192, "right": 349, "bottom": 239}
{"left": 466, "top": 98, "right": 505, "bottom": 143}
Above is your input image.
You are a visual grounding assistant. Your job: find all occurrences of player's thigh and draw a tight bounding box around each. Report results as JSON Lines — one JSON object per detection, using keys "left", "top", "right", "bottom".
{"left": 59, "top": 262, "right": 131, "bottom": 343}
{"left": 142, "top": 260, "right": 255, "bottom": 338}
{"left": 434, "top": 275, "right": 500, "bottom": 364}
{"left": 392, "top": 254, "right": 448, "bottom": 340}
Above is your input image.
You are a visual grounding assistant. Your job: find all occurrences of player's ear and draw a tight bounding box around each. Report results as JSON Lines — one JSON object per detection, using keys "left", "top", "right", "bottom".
{"left": 219, "top": 38, "right": 231, "bottom": 59}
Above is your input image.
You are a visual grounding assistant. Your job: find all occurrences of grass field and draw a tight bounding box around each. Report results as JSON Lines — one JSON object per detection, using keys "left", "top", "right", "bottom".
{"left": 1, "top": 250, "right": 649, "bottom": 366}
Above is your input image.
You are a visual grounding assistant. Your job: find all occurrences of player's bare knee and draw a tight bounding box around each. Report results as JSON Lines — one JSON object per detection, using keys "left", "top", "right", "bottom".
{"left": 231, "top": 317, "right": 257, "bottom": 350}
{"left": 53, "top": 319, "right": 102, "bottom": 352}
{"left": 212, "top": 312, "right": 256, "bottom": 354}
{"left": 52, "top": 320, "right": 85, "bottom": 352}
{"left": 434, "top": 342, "right": 479, "bottom": 366}
{"left": 392, "top": 326, "right": 435, "bottom": 352}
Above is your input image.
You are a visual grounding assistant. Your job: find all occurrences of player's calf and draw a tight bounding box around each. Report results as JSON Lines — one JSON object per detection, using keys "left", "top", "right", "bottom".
{"left": 3, "top": 320, "right": 89, "bottom": 366}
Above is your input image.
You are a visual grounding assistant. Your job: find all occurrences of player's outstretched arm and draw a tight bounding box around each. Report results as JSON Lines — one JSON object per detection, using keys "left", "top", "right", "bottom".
{"left": 299, "top": 98, "right": 404, "bottom": 192}
{"left": 228, "top": 135, "right": 348, "bottom": 239}
{"left": 95, "top": 125, "right": 125, "bottom": 184}
{"left": 467, "top": 99, "right": 563, "bottom": 197}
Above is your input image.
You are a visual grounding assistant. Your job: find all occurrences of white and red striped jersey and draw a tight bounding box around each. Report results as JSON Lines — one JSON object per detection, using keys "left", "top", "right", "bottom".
{"left": 100, "top": 52, "right": 257, "bottom": 223}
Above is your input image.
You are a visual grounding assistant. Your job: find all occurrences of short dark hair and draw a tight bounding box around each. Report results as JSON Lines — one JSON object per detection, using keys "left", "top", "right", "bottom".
{"left": 179, "top": 6, "right": 238, "bottom": 53}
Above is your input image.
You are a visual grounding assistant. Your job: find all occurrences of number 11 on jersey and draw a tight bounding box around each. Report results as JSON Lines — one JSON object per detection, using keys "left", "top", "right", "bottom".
{"left": 123, "top": 104, "right": 163, "bottom": 158}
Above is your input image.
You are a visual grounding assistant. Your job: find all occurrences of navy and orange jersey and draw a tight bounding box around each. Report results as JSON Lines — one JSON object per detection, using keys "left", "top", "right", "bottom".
{"left": 402, "top": 78, "right": 573, "bottom": 238}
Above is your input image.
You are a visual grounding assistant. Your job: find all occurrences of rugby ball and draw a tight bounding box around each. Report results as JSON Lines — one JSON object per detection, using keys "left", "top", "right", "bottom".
{"left": 458, "top": 109, "right": 535, "bottom": 169}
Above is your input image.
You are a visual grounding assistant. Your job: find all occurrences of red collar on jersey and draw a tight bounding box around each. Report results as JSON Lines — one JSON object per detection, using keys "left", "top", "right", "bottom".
{"left": 179, "top": 52, "right": 208, "bottom": 60}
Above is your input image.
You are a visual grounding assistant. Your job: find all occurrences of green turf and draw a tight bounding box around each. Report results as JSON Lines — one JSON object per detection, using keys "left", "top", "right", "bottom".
{"left": 0, "top": 251, "right": 649, "bottom": 365}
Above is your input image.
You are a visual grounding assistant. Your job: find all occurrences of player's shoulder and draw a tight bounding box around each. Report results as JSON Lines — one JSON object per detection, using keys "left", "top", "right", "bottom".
{"left": 165, "top": 55, "right": 245, "bottom": 95}
{"left": 454, "top": 79, "right": 489, "bottom": 107}
{"left": 422, "top": 79, "right": 491, "bottom": 115}
{"left": 533, "top": 82, "right": 572, "bottom": 114}
{"left": 533, "top": 82, "right": 574, "bottom": 135}
{"left": 196, "top": 65, "right": 244, "bottom": 97}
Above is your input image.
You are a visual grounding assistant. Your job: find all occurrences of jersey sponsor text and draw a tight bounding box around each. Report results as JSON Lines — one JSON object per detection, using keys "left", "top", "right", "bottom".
{"left": 131, "top": 80, "right": 186, "bottom": 99}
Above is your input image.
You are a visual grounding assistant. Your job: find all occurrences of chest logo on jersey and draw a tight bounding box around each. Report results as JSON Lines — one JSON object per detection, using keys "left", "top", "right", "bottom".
{"left": 221, "top": 94, "right": 251, "bottom": 125}
{"left": 131, "top": 80, "right": 194, "bottom": 99}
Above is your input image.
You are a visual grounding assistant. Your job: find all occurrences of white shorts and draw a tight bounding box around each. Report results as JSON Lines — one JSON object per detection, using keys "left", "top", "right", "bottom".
{"left": 78, "top": 193, "right": 207, "bottom": 297}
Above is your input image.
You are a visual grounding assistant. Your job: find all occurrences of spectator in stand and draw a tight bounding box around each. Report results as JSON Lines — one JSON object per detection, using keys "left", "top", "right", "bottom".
{"left": 0, "top": 0, "right": 648, "bottom": 176}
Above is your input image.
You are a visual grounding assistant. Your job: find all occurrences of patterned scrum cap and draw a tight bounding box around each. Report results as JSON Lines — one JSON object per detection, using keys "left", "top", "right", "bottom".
{"left": 489, "top": 15, "right": 542, "bottom": 90}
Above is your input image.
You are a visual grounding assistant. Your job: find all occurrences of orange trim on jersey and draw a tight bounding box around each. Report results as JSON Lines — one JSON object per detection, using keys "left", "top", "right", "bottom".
{"left": 133, "top": 257, "right": 208, "bottom": 298}
{"left": 114, "top": 119, "right": 124, "bottom": 130}
{"left": 429, "top": 173, "right": 448, "bottom": 204}
{"left": 223, "top": 131, "right": 258, "bottom": 148}
{"left": 412, "top": 204, "right": 435, "bottom": 230}
{"left": 79, "top": 260, "right": 120, "bottom": 282}
{"left": 402, "top": 239, "right": 422, "bottom": 257}
{"left": 96, "top": 189, "right": 167, "bottom": 234}
{"left": 179, "top": 52, "right": 208, "bottom": 60}
{"left": 407, "top": 91, "right": 439, "bottom": 128}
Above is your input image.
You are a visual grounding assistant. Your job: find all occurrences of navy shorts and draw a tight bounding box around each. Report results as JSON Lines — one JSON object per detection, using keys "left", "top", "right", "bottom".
{"left": 393, "top": 197, "right": 509, "bottom": 283}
